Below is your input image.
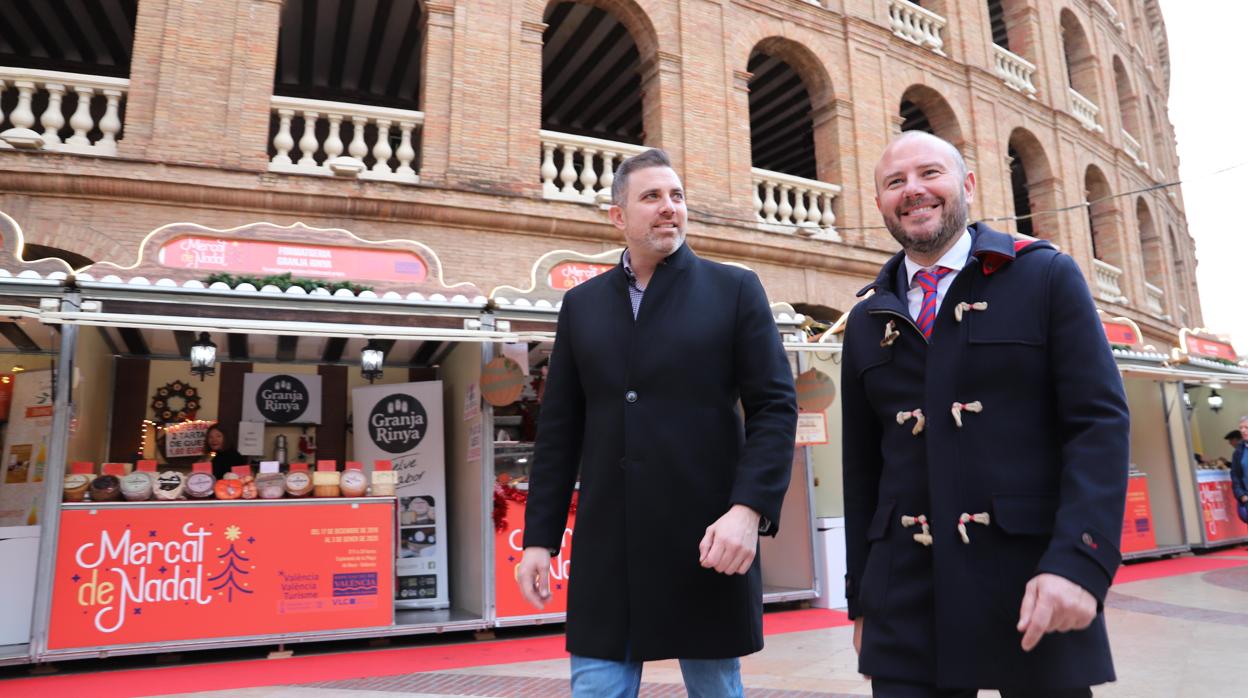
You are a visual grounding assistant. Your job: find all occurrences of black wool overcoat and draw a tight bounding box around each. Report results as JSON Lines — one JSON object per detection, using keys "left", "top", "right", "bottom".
{"left": 840, "top": 223, "right": 1130, "bottom": 690}
{"left": 524, "top": 242, "right": 798, "bottom": 661}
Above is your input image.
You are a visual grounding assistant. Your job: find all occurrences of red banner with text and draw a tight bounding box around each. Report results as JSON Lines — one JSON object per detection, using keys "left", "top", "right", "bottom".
{"left": 48, "top": 502, "right": 394, "bottom": 650}
{"left": 494, "top": 494, "right": 574, "bottom": 619}
{"left": 1197, "top": 470, "right": 1248, "bottom": 544}
{"left": 1120, "top": 474, "right": 1157, "bottom": 554}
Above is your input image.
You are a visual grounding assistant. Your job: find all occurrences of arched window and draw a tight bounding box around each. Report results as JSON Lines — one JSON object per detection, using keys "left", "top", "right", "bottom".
{"left": 270, "top": 0, "right": 427, "bottom": 180}
{"left": 748, "top": 51, "right": 816, "bottom": 180}
{"left": 1060, "top": 10, "right": 1101, "bottom": 132}
{"left": 746, "top": 39, "right": 838, "bottom": 238}
{"left": 1137, "top": 198, "right": 1165, "bottom": 315}
{"left": 898, "top": 86, "right": 963, "bottom": 149}
{"left": 1085, "top": 164, "right": 1125, "bottom": 302}
{"left": 1006, "top": 129, "right": 1056, "bottom": 240}
{"left": 0, "top": 0, "right": 137, "bottom": 153}
{"left": 985, "top": 0, "right": 1038, "bottom": 96}
{"left": 539, "top": 1, "right": 651, "bottom": 203}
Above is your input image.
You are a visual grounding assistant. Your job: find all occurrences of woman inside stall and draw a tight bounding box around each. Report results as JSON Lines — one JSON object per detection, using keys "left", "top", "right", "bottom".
{"left": 206, "top": 423, "right": 248, "bottom": 478}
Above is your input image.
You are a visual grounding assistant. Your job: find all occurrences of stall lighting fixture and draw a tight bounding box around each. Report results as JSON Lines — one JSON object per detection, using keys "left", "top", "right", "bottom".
{"left": 1208, "top": 388, "right": 1224, "bottom": 413}
{"left": 189, "top": 332, "right": 217, "bottom": 381}
{"left": 361, "top": 340, "right": 385, "bottom": 384}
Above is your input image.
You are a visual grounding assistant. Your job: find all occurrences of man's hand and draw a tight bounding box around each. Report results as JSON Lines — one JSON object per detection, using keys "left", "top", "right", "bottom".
{"left": 698, "top": 504, "right": 761, "bottom": 574}
{"left": 853, "top": 617, "right": 864, "bottom": 655}
{"left": 1016, "top": 572, "right": 1097, "bottom": 652}
{"left": 516, "top": 547, "right": 552, "bottom": 610}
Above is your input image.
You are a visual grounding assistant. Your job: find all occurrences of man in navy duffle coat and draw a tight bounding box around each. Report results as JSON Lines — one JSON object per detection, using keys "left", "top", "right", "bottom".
{"left": 516, "top": 149, "right": 797, "bottom": 697}
{"left": 841, "top": 131, "right": 1130, "bottom": 697}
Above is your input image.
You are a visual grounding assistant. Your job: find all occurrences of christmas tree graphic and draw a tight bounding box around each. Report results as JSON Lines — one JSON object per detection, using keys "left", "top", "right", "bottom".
{"left": 208, "top": 524, "right": 255, "bottom": 602}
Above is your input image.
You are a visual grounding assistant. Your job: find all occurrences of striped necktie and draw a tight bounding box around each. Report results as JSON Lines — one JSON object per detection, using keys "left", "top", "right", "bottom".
{"left": 914, "top": 266, "right": 953, "bottom": 339}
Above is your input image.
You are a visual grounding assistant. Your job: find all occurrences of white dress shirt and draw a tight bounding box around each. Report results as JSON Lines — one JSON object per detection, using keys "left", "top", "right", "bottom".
{"left": 903, "top": 230, "right": 973, "bottom": 324}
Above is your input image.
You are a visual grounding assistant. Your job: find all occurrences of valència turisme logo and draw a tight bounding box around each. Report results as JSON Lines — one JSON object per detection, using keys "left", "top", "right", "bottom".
{"left": 256, "top": 375, "right": 309, "bottom": 423}
{"left": 368, "top": 394, "right": 428, "bottom": 454}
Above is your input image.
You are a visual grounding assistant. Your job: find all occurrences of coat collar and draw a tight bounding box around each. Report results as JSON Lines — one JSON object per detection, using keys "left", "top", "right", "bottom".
{"left": 854, "top": 222, "right": 1047, "bottom": 300}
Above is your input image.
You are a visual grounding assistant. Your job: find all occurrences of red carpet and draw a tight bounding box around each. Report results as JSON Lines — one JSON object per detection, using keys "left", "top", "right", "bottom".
{"left": 1114, "top": 550, "right": 1248, "bottom": 584}
{"left": 0, "top": 608, "right": 849, "bottom": 697}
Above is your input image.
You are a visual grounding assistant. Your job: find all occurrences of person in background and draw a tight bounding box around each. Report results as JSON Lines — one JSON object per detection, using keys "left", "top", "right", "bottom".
{"left": 1225, "top": 428, "right": 1242, "bottom": 458}
{"left": 1231, "top": 417, "right": 1248, "bottom": 520}
{"left": 206, "top": 423, "right": 247, "bottom": 479}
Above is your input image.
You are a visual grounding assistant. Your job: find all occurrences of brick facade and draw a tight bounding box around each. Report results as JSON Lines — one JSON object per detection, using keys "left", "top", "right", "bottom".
{"left": 0, "top": 0, "right": 1198, "bottom": 344}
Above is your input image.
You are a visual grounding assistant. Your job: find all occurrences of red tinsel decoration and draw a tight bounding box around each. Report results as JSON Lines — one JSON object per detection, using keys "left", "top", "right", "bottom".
{"left": 492, "top": 483, "right": 578, "bottom": 532}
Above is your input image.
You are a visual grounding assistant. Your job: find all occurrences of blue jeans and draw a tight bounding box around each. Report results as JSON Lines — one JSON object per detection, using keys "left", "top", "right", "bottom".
{"left": 570, "top": 654, "right": 743, "bottom": 698}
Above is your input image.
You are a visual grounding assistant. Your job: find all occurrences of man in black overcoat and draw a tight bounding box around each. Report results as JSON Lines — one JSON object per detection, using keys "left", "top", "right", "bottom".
{"left": 841, "top": 131, "right": 1130, "bottom": 697}
{"left": 517, "top": 148, "right": 798, "bottom": 697}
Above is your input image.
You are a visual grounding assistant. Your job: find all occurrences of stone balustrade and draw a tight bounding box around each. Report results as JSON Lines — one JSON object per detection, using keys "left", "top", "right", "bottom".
{"left": 540, "top": 130, "right": 647, "bottom": 204}
{"left": 1093, "top": 258, "right": 1127, "bottom": 304}
{"left": 1121, "top": 129, "right": 1148, "bottom": 170}
{"left": 888, "top": 0, "right": 946, "bottom": 55}
{"left": 0, "top": 67, "right": 128, "bottom": 155}
{"left": 1145, "top": 282, "right": 1166, "bottom": 316}
{"left": 992, "top": 45, "right": 1038, "bottom": 98}
{"left": 752, "top": 168, "right": 841, "bottom": 241}
{"left": 269, "top": 96, "right": 424, "bottom": 183}
{"left": 1068, "top": 89, "right": 1103, "bottom": 133}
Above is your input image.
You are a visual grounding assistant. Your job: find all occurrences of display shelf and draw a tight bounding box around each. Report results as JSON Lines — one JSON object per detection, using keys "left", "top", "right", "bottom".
{"left": 1122, "top": 543, "right": 1191, "bottom": 561}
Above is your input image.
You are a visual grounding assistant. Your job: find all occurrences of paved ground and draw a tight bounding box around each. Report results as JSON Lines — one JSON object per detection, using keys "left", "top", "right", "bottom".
{"left": 5, "top": 550, "right": 1247, "bottom": 697}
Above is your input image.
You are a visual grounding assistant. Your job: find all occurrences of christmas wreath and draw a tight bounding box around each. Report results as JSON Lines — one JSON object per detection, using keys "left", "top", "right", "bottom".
{"left": 150, "top": 380, "right": 201, "bottom": 423}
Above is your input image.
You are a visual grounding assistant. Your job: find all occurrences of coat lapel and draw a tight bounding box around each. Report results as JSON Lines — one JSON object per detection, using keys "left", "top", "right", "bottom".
{"left": 634, "top": 242, "right": 693, "bottom": 327}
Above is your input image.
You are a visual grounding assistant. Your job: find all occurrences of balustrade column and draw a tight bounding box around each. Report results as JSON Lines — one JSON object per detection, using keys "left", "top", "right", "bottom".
{"left": 541, "top": 143, "right": 559, "bottom": 197}
{"left": 599, "top": 152, "right": 618, "bottom": 200}
{"left": 10, "top": 81, "right": 36, "bottom": 130}
{"left": 272, "top": 109, "right": 295, "bottom": 165}
{"left": 99, "top": 90, "right": 123, "bottom": 152}
{"left": 579, "top": 149, "right": 599, "bottom": 197}
{"left": 371, "top": 119, "right": 393, "bottom": 173}
{"left": 559, "top": 144, "right": 578, "bottom": 196}
{"left": 67, "top": 86, "right": 95, "bottom": 147}
{"left": 298, "top": 112, "right": 319, "bottom": 166}
{"left": 40, "top": 84, "right": 66, "bottom": 146}
{"left": 395, "top": 122, "right": 417, "bottom": 176}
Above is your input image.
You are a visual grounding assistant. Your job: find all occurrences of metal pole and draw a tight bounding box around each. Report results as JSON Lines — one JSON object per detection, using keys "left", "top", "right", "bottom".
{"left": 478, "top": 313, "right": 497, "bottom": 626}
{"left": 29, "top": 292, "right": 81, "bottom": 661}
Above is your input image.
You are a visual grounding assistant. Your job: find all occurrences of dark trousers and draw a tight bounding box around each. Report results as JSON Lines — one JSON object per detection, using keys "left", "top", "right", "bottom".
{"left": 872, "top": 678, "right": 1093, "bottom": 698}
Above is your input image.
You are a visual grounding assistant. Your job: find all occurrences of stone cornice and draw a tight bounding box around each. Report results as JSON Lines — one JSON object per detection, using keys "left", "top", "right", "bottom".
{"left": 0, "top": 169, "right": 888, "bottom": 278}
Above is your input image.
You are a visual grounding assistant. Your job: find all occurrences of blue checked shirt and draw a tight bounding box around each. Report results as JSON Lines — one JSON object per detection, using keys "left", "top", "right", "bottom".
{"left": 621, "top": 249, "right": 646, "bottom": 320}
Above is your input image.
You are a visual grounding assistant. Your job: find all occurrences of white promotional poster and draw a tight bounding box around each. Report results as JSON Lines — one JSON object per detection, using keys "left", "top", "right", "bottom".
{"left": 351, "top": 380, "right": 447, "bottom": 609}
{"left": 0, "top": 370, "right": 55, "bottom": 526}
{"left": 242, "top": 373, "right": 322, "bottom": 425}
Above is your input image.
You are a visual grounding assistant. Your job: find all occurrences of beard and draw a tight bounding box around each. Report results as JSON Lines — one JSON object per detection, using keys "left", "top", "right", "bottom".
{"left": 642, "top": 226, "right": 685, "bottom": 257}
{"left": 883, "top": 191, "right": 968, "bottom": 257}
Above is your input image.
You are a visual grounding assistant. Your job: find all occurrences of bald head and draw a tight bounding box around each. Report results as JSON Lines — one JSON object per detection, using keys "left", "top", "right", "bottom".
{"left": 874, "top": 131, "right": 967, "bottom": 192}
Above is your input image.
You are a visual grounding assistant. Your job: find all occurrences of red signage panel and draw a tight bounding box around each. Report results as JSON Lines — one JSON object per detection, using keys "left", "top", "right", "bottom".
{"left": 1185, "top": 335, "right": 1238, "bottom": 363}
{"left": 48, "top": 501, "right": 394, "bottom": 650}
{"left": 1102, "top": 320, "right": 1140, "bottom": 348}
{"left": 494, "top": 493, "right": 574, "bottom": 619}
{"left": 547, "top": 262, "right": 614, "bottom": 290}
{"left": 157, "top": 236, "right": 428, "bottom": 284}
{"left": 1120, "top": 474, "right": 1157, "bottom": 554}
{"left": 1196, "top": 470, "right": 1248, "bottom": 544}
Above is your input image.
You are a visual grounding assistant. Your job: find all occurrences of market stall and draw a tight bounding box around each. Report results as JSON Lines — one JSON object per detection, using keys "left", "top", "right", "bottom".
{"left": 1166, "top": 329, "right": 1248, "bottom": 549}
{"left": 486, "top": 248, "right": 822, "bottom": 627}
{"left": 0, "top": 212, "right": 79, "bottom": 665}
{"left": 4, "top": 216, "right": 547, "bottom": 663}
{"left": 1100, "top": 312, "right": 1192, "bottom": 560}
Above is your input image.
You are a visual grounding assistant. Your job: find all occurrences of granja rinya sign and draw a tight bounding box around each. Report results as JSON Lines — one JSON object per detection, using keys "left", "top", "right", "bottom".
{"left": 73, "top": 522, "right": 215, "bottom": 634}
{"left": 242, "top": 372, "right": 323, "bottom": 424}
